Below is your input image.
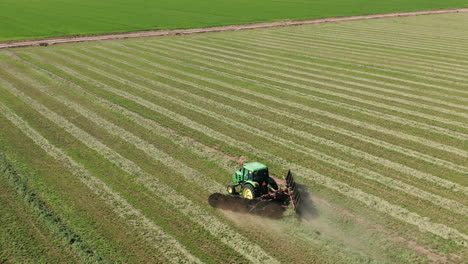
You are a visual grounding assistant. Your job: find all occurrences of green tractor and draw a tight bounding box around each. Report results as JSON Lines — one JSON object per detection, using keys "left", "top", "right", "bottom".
{"left": 227, "top": 162, "right": 278, "bottom": 199}
{"left": 225, "top": 162, "right": 302, "bottom": 214}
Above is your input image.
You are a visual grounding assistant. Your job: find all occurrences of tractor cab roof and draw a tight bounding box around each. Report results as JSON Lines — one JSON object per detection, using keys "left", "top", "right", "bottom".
{"left": 243, "top": 162, "right": 268, "bottom": 172}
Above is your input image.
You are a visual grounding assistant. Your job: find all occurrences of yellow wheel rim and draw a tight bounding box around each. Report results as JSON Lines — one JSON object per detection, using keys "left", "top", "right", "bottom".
{"left": 227, "top": 186, "right": 233, "bottom": 194}
{"left": 242, "top": 188, "right": 254, "bottom": 199}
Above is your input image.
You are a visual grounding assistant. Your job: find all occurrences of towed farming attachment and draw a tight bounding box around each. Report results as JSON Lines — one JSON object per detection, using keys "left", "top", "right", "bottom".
{"left": 284, "top": 170, "right": 302, "bottom": 215}
{"left": 209, "top": 162, "right": 303, "bottom": 218}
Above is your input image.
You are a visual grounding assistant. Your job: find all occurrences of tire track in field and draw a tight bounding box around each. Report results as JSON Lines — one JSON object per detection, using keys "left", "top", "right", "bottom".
{"left": 61, "top": 47, "right": 468, "bottom": 194}
{"left": 186, "top": 38, "right": 468, "bottom": 103}
{"left": 56, "top": 48, "right": 468, "bottom": 216}
{"left": 162, "top": 39, "right": 468, "bottom": 119}
{"left": 226, "top": 34, "right": 468, "bottom": 94}
{"left": 0, "top": 100, "right": 201, "bottom": 264}
{"left": 0, "top": 61, "right": 280, "bottom": 264}
{"left": 91, "top": 44, "right": 468, "bottom": 158}
{"left": 14, "top": 52, "right": 468, "bottom": 245}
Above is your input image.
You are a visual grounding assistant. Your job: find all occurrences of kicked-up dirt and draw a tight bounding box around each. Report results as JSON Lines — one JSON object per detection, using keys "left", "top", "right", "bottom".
{"left": 208, "top": 193, "right": 286, "bottom": 218}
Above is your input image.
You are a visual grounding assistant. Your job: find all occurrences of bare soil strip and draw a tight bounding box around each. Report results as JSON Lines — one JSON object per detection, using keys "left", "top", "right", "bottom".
{"left": 1, "top": 8, "right": 467, "bottom": 49}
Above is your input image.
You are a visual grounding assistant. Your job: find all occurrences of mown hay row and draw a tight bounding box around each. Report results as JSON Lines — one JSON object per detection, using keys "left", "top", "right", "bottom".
{"left": 0, "top": 64, "right": 280, "bottom": 264}
{"left": 0, "top": 100, "right": 201, "bottom": 264}
{"left": 230, "top": 34, "right": 468, "bottom": 93}
{"left": 117, "top": 42, "right": 467, "bottom": 155}
{"left": 186, "top": 37, "right": 468, "bottom": 99}
{"left": 167, "top": 38, "right": 468, "bottom": 112}
{"left": 80, "top": 45, "right": 463, "bottom": 184}
{"left": 10, "top": 53, "right": 467, "bottom": 246}
{"left": 49, "top": 47, "right": 468, "bottom": 215}
{"left": 156, "top": 40, "right": 468, "bottom": 124}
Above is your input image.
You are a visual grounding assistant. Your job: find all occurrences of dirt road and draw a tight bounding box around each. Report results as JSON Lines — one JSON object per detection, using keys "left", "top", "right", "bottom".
{"left": 1, "top": 8, "right": 467, "bottom": 49}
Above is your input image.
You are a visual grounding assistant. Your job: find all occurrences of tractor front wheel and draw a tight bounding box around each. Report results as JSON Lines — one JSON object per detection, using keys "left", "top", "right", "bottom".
{"left": 241, "top": 184, "right": 256, "bottom": 200}
{"left": 227, "top": 184, "right": 238, "bottom": 195}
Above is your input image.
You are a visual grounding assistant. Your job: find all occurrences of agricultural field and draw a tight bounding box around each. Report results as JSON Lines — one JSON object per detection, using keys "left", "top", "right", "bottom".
{"left": 0, "top": 11, "right": 467, "bottom": 263}
{"left": 1, "top": 0, "right": 468, "bottom": 42}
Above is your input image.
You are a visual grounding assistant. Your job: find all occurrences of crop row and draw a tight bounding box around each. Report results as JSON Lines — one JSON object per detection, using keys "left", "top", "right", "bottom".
{"left": 1, "top": 14, "right": 467, "bottom": 261}
{"left": 37, "top": 46, "right": 467, "bottom": 217}
{"left": 0, "top": 60, "right": 280, "bottom": 263}
{"left": 3, "top": 43, "right": 464, "bottom": 248}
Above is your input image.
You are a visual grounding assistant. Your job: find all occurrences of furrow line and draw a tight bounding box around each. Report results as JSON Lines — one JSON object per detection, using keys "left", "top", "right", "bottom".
{"left": 274, "top": 31, "right": 468, "bottom": 66}
{"left": 189, "top": 37, "right": 468, "bottom": 97}
{"left": 130, "top": 42, "right": 468, "bottom": 141}
{"left": 253, "top": 32, "right": 468, "bottom": 79}
{"left": 221, "top": 32, "right": 466, "bottom": 90}
{"left": 206, "top": 31, "right": 468, "bottom": 83}
{"left": 308, "top": 27, "right": 468, "bottom": 55}
{"left": 50, "top": 49, "right": 468, "bottom": 212}
{"left": 3, "top": 56, "right": 281, "bottom": 264}
{"left": 112, "top": 43, "right": 468, "bottom": 156}
{"left": 20, "top": 52, "right": 468, "bottom": 246}
{"left": 332, "top": 25, "right": 468, "bottom": 49}
{"left": 225, "top": 34, "right": 468, "bottom": 95}
{"left": 71, "top": 47, "right": 468, "bottom": 184}
{"left": 170, "top": 39, "right": 468, "bottom": 114}
{"left": 336, "top": 21, "right": 468, "bottom": 40}
{"left": 4, "top": 65, "right": 223, "bottom": 195}
{"left": 262, "top": 31, "right": 468, "bottom": 80}
{"left": 261, "top": 31, "right": 468, "bottom": 79}
{"left": 0, "top": 98, "right": 201, "bottom": 264}
{"left": 293, "top": 30, "right": 468, "bottom": 58}
{"left": 316, "top": 29, "right": 468, "bottom": 55}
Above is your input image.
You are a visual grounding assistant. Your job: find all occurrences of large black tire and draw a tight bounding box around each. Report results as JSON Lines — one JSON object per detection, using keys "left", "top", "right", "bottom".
{"left": 241, "top": 184, "right": 256, "bottom": 199}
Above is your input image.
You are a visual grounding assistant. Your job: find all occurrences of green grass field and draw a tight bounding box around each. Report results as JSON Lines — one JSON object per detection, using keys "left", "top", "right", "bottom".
{"left": 0, "top": 12, "right": 467, "bottom": 263}
{"left": 1, "top": 0, "right": 468, "bottom": 42}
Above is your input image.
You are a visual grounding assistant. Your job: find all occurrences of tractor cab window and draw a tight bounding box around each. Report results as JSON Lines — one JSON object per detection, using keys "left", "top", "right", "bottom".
{"left": 253, "top": 169, "right": 269, "bottom": 182}
{"left": 243, "top": 169, "right": 252, "bottom": 179}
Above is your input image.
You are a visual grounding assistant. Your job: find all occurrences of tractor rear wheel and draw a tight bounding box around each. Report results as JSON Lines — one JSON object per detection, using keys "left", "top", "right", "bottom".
{"left": 241, "top": 184, "right": 256, "bottom": 200}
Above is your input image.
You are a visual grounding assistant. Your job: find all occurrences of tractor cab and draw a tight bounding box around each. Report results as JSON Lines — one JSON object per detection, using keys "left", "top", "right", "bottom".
{"left": 228, "top": 162, "right": 278, "bottom": 199}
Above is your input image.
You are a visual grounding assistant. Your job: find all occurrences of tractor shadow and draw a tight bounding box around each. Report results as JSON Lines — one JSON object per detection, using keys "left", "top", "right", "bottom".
{"left": 208, "top": 193, "right": 286, "bottom": 219}
{"left": 208, "top": 183, "right": 318, "bottom": 220}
